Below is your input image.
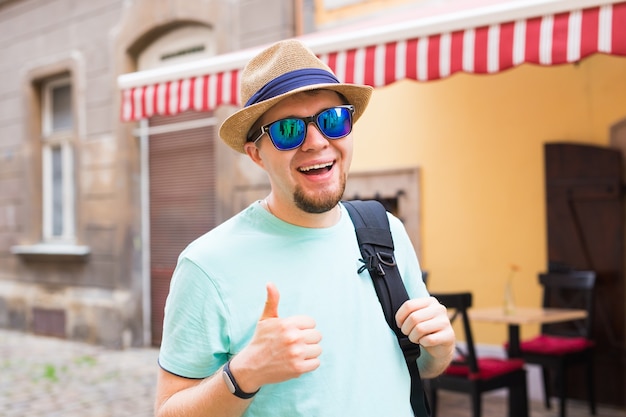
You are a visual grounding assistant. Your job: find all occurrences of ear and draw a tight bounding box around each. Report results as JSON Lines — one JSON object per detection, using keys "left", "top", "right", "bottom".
{"left": 244, "top": 142, "right": 265, "bottom": 169}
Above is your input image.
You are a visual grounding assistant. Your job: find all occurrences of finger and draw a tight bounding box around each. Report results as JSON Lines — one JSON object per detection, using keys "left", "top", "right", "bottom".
{"left": 282, "top": 315, "right": 318, "bottom": 330}
{"left": 301, "top": 328, "right": 323, "bottom": 344}
{"left": 395, "top": 297, "right": 429, "bottom": 328}
{"left": 303, "top": 343, "right": 323, "bottom": 360}
{"left": 260, "top": 282, "right": 280, "bottom": 320}
{"left": 402, "top": 302, "right": 450, "bottom": 344}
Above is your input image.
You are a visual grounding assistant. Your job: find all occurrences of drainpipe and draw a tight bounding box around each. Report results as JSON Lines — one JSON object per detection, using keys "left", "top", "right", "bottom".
{"left": 139, "top": 118, "right": 151, "bottom": 347}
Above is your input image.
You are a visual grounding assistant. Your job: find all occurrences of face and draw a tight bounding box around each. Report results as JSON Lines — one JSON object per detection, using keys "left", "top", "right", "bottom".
{"left": 244, "top": 90, "right": 353, "bottom": 215}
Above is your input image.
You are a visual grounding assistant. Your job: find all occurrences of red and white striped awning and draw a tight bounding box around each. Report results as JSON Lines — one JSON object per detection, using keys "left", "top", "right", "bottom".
{"left": 119, "top": 0, "right": 626, "bottom": 122}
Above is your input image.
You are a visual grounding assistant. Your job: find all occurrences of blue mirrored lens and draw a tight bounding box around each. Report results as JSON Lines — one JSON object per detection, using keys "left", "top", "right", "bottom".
{"left": 316, "top": 107, "right": 352, "bottom": 139}
{"left": 267, "top": 119, "right": 306, "bottom": 150}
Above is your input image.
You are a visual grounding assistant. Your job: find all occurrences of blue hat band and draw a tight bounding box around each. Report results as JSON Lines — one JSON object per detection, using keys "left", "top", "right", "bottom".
{"left": 245, "top": 68, "right": 340, "bottom": 107}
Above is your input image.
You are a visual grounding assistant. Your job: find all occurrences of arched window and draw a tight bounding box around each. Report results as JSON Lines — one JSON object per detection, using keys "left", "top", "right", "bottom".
{"left": 138, "top": 24, "right": 215, "bottom": 70}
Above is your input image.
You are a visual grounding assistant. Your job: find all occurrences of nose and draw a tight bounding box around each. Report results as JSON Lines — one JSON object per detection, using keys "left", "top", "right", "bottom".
{"left": 300, "top": 121, "right": 330, "bottom": 151}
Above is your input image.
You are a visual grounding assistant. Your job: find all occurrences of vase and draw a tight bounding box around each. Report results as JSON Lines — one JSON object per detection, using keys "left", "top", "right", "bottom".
{"left": 503, "top": 279, "right": 515, "bottom": 315}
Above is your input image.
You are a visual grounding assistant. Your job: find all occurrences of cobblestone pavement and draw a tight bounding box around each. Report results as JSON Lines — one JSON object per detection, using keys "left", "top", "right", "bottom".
{"left": 1, "top": 328, "right": 624, "bottom": 417}
{"left": 0, "top": 329, "right": 159, "bottom": 417}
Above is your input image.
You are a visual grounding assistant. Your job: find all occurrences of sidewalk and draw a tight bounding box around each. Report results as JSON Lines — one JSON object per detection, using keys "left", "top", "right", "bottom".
{"left": 0, "top": 329, "right": 159, "bottom": 417}
{"left": 2, "top": 328, "right": 624, "bottom": 417}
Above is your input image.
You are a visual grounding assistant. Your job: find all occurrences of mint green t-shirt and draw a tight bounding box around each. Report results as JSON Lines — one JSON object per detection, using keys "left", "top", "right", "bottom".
{"left": 159, "top": 202, "right": 428, "bottom": 416}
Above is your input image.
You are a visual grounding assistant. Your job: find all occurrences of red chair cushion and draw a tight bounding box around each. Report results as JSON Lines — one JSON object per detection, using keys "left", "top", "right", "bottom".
{"left": 444, "top": 357, "right": 525, "bottom": 381}
{"left": 519, "top": 335, "right": 595, "bottom": 355}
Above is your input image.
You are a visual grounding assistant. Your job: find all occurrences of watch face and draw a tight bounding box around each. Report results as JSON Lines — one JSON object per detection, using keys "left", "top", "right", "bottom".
{"left": 223, "top": 368, "right": 237, "bottom": 394}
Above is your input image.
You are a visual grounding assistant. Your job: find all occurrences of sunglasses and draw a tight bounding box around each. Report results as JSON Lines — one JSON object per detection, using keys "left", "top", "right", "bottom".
{"left": 248, "top": 105, "right": 355, "bottom": 151}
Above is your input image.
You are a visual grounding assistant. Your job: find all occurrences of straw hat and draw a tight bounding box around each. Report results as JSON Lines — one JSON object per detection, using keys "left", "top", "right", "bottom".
{"left": 219, "top": 39, "right": 373, "bottom": 153}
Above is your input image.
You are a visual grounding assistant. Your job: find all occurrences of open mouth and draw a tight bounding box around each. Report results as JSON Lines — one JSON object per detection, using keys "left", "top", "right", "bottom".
{"left": 298, "top": 161, "right": 333, "bottom": 175}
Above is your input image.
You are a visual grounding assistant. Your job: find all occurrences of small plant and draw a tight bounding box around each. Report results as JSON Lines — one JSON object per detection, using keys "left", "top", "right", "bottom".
{"left": 42, "top": 363, "right": 59, "bottom": 382}
{"left": 74, "top": 355, "right": 97, "bottom": 366}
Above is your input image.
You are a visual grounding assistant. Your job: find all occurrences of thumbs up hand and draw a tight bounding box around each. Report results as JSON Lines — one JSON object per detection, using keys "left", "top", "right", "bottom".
{"left": 226, "top": 283, "right": 323, "bottom": 393}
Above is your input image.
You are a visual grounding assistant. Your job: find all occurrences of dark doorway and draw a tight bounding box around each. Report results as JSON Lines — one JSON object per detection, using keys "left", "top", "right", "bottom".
{"left": 544, "top": 142, "right": 625, "bottom": 407}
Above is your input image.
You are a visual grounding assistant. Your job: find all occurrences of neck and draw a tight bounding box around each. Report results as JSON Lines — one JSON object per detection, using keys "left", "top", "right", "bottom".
{"left": 263, "top": 196, "right": 341, "bottom": 228}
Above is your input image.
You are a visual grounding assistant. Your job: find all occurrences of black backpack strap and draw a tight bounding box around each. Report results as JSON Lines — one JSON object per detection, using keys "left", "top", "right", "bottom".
{"left": 343, "top": 200, "right": 430, "bottom": 417}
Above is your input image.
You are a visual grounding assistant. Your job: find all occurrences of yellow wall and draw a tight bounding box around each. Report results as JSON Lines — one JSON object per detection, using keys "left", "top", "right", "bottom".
{"left": 314, "top": 0, "right": 418, "bottom": 26}
{"left": 351, "top": 54, "right": 626, "bottom": 344}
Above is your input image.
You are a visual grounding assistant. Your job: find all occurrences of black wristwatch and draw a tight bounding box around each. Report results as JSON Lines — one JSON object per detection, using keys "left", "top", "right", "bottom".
{"left": 222, "top": 359, "right": 259, "bottom": 399}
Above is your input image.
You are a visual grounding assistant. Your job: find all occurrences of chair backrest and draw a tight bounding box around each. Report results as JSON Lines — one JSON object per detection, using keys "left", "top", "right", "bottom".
{"left": 431, "top": 292, "right": 479, "bottom": 373}
{"left": 539, "top": 270, "right": 596, "bottom": 338}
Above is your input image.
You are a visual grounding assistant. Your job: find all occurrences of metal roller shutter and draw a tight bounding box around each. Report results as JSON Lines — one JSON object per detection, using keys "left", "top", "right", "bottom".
{"left": 149, "top": 111, "right": 217, "bottom": 346}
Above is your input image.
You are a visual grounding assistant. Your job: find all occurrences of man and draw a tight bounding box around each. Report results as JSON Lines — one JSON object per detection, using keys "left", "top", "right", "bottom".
{"left": 155, "top": 39, "right": 455, "bottom": 417}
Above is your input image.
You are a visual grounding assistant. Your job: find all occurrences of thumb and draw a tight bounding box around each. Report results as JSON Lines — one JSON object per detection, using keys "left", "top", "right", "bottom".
{"left": 260, "top": 282, "right": 280, "bottom": 320}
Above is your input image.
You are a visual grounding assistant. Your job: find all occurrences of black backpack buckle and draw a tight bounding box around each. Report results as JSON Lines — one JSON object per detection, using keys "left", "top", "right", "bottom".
{"left": 357, "top": 251, "right": 397, "bottom": 276}
{"left": 370, "top": 251, "right": 397, "bottom": 276}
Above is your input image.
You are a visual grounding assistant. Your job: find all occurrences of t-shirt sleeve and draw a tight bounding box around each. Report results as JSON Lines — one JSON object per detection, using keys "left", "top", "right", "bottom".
{"left": 158, "top": 256, "right": 230, "bottom": 379}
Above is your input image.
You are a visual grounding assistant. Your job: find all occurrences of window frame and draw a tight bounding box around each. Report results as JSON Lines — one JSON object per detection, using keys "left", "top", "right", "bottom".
{"left": 40, "top": 76, "right": 76, "bottom": 244}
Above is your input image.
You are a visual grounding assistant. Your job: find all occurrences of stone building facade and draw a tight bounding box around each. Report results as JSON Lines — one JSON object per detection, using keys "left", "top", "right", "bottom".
{"left": 0, "top": 0, "right": 303, "bottom": 348}
{"left": 0, "top": 0, "right": 417, "bottom": 347}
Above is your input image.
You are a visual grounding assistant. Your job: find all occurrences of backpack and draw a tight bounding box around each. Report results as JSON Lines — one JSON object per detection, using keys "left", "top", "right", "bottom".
{"left": 343, "top": 200, "right": 431, "bottom": 417}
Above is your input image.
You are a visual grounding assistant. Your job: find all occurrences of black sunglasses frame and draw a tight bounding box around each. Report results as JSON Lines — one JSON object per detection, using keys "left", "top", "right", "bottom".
{"left": 247, "top": 105, "right": 355, "bottom": 151}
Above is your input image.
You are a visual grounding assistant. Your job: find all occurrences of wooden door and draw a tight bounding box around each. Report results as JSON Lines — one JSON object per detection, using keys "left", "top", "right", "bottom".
{"left": 149, "top": 111, "right": 218, "bottom": 346}
{"left": 545, "top": 142, "right": 625, "bottom": 407}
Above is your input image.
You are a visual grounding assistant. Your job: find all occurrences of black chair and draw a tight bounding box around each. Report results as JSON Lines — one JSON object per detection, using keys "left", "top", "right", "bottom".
{"left": 429, "top": 292, "right": 528, "bottom": 417}
{"left": 515, "top": 271, "right": 596, "bottom": 417}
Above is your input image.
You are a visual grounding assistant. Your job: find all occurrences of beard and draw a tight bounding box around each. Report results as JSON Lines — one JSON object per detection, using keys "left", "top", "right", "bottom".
{"left": 293, "top": 173, "right": 347, "bottom": 214}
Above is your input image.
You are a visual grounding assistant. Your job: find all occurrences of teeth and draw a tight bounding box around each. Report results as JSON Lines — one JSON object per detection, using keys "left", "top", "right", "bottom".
{"left": 300, "top": 162, "right": 333, "bottom": 172}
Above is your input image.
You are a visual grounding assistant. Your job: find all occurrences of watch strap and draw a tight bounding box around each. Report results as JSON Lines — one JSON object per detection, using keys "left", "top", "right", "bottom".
{"left": 222, "top": 360, "right": 259, "bottom": 399}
